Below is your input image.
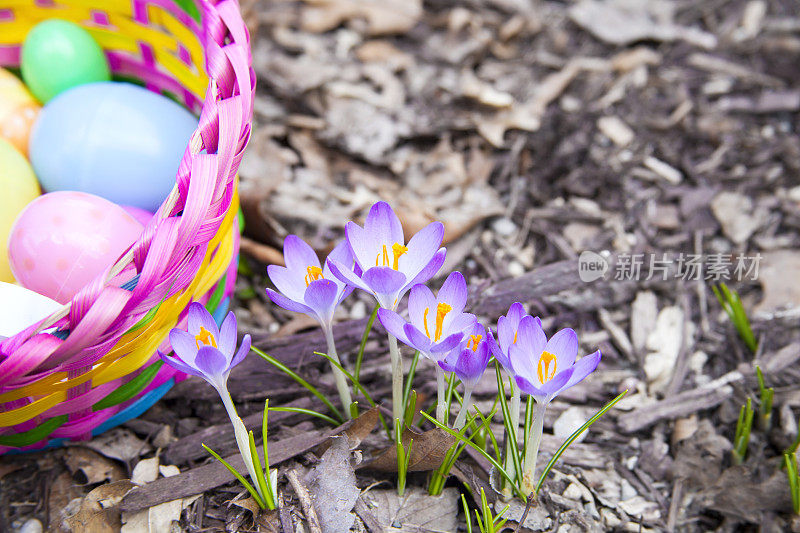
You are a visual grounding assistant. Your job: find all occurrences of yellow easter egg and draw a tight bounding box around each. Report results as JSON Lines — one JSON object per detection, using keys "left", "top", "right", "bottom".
{"left": 0, "top": 138, "right": 40, "bottom": 283}
{"left": 0, "top": 68, "right": 40, "bottom": 155}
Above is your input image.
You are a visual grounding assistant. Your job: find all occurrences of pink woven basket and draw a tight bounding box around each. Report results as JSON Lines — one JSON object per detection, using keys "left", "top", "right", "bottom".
{"left": 0, "top": 0, "right": 254, "bottom": 453}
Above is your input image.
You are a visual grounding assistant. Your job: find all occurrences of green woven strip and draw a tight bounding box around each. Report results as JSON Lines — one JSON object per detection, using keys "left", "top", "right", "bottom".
{"left": 205, "top": 273, "right": 227, "bottom": 314}
{"left": 126, "top": 302, "right": 162, "bottom": 335}
{"left": 93, "top": 361, "right": 163, "bottom": 411}
{"left": 0, "top": 415, "right": 68, "bottom": 447}
{"left": 173, "top": 0, "right": 202, "bottom": 22}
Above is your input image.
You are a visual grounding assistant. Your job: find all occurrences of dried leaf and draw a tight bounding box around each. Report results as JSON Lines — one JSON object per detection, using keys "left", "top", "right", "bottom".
{"left": 361, "top": 486, "right": 458, "bottom": 532}
{"left": 65, "top": 447, "right": 126, "bottom": 485}
{"left": 365, "top": 426, "right": 455, "bottom": 472}
{"left": 301, "top": 0, "right": 422, "bottom": 36}
{"left": 755, "top": 250, "right": 800, "bottom": 315}
{"left": 317, "top": 406, "right": 379, "bottom": 456}
{"left": 83, "top": 429, "right": 151, "bottom": 464}
{"left": 64, "top": 480, "right": 137, "bottom": 533}
{"left": 307, "top": 436, "right": 360, "bottom": 533}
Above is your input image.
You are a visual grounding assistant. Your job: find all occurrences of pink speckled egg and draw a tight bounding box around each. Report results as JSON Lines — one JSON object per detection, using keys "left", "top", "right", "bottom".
{"left": 121, "top": 205, "right": 154, "bottom": 227}
{"left": 8, "top": 191, "right": 143, "bottom": 304}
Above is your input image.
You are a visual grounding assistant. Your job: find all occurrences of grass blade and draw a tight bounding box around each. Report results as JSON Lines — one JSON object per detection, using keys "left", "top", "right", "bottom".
{"left": 534, "top": 390, "right": 628, "bottom": 495}
{"left": 355, "top": 305, "right": 378, "bottom": 381}
{"left": 202, "top": 443, "right": 266, "bottom": 509}
{"left": 252, "top": 347, "right": 343, "bottom": 422}
{"left": 248, "top": 430, "right": 274, "bottom": 509}
{"left": 269, "top": 406, "right": 339, "bottom": 426}
{"left": 420, "top": 411, "right": 524, "bottom": 499}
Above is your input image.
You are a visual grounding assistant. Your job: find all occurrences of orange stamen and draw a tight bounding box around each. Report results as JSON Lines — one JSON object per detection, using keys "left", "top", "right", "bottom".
{"left": 304, "top": 265, "right": 324, "bottom": 286}
{"left": 195, "top": 326, "right": 218, "bottom": 349}
{"left": 434, "top": 302, "right": 451, "bottom": 341}
{"left": 423, "top": 307, "right": 431, "bottom": 338}
{"left": 537, "top": 351, "right": 557, "bottom": 383}
{"left": 468, "top": 334, "right": 482, "bottom": 351}
{"left": 375, "top": 243, "right": 408, "bottom": 270}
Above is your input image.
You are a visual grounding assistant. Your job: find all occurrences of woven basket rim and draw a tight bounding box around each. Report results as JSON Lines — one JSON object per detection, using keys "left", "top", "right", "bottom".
{"left": 0, "top": 0, "right": 253, "bottom": 382}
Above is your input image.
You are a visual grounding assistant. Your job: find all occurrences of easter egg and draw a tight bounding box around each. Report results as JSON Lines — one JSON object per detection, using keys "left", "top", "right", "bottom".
{"left": 122, "top": 205, "right": 154, "bottom": 226}
{"left": 8, "top": 191, "right": 144, "bottom": 304}
{"left": 30, "top": 82, "right": 198, "bottom": 212}
{"left": 0, "top": 281, "right": 61, "bottom": 340}
{"left": 0, "top": 68, "right": 41, "bottom": 154}
{"left": 21, "top": 20, "right": 110, "bottom": 103}
{"left": 0, "top": 139, "right": 40, "bottom": 283}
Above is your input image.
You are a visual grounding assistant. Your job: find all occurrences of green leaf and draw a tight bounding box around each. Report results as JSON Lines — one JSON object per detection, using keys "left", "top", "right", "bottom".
{"left": 420, "top": 411, "right": 524, "bottom": 499}
{"left": 403, "top": 350, "right": 421, "bottom": 409}
{"left": 269, "top": 406, "right": 339, "bottom": 426}
{"left": 253, "top": 347, "right": 343, "bottom": 422}
{"left": 202, "top": 443, "right": 266, "bottom": 509}
{"left": 534, "top": 390, "right": 628, "bottom": 494}
{"left": 314, "top": 351, "right": 391, "bottom": 437}
{"left": 355, "top": 305, "right": 378, "bottom": 381}
{"left": 495, "top": 363, "right": 523, "bottom": 484}
{"left": 248, "top": 430, "right": 274, "bottom": 509}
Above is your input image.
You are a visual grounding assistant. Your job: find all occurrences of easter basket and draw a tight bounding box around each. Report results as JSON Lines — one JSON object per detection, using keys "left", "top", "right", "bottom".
{"left": 0, "top": 0, "right": 253, "bottom": 452}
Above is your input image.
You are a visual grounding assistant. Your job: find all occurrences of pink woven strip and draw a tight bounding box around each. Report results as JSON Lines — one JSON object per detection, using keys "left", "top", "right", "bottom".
{"left": 0, "top": 0, "right": 254, "bottom": 448}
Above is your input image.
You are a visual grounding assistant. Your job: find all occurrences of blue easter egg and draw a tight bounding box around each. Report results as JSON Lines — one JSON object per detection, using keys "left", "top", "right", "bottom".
{"left": 29, "top": 82, "right": 197, "bottom": 211}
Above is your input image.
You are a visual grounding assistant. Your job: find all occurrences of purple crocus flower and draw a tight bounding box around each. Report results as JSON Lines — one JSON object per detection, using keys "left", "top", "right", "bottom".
{"left": 266, "top": 236, "right": 357, "bottom": 328}
{"left": 328, "top": 201, "right": 446, "bottom": 310}
{"left": 160, "top": 302, "right": 251, "bottom": 393}
{"left": 486, "top": 302, "right": 542, "bottom": 372}
{"left": 439, "top": 322, "right": 491, "bottom": 428}
{"left": 508, "top": 316, "right": 601, "bottom": 403}
{"left": 439, "top": 322, "right": 491, "bottom": 388}
{"left": 377, "top": 271, "right": 476, "bottom": 363}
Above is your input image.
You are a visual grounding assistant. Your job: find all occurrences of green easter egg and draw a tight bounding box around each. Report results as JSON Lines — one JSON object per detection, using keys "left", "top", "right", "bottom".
{"left": 21, "top": 20, "right": 111, "bottom": 103}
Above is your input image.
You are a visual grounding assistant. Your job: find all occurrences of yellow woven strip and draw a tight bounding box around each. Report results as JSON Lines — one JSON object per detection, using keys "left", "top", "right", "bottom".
{"left": 0, "top": 391, "right": 65, "bottom": 427}
{"left": 0, "top": 190, "right": 238, "bottom": 422}
{"left": 0, "top": 2, "right": 206, "bottom": 97}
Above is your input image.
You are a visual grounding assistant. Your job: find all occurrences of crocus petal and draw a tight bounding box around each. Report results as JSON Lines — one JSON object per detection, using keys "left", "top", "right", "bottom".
{"left": 328, "top": 259, "right": 374, "bottom": 294}
{"left": 508, "top": 343, "right": 536, "bottom": 384}
{"left": 194, "top": 346, "right": 229, "bottom": 381}
{"left": 437, "top": 271, "right": 468, "bottom": 313}
{"left": 446, "top": 313, "right": 477, "bottom": 336}
{"left": 497, "top": 315, "right": 514, "bottom": 351}
{"left": 430, "top": 332, "right": 463, "bottom": 354}
{"left": 401, "top": 222, "right": 444, "bottom": 276}
{"left": 515, "top": 315, "right": 546, "bottom": 357}
{"left": 188, "top": 302, "right": 219, "bottom": 339}
{"left": 266, "top": 288, "right": 315, "bottom": 316}
{"left": 545, "top": 328, "right": 578, "bottom": 368}
{"left": 344, "top": 221, "right": 374, "bottom": 271}
{"left": 536, "top": 367, "right": 575, "bottom": 397}
{"left": 438, "top": 359, "right": 456, "bottom": 374}
{"left": 506, "top": 302, "right": 525, "bottom": 326}
{"left": 170, "top": 329, "right": 200, "bottom": 366}
{"left": 304, "top": 279, "right": 339, "bottom": 325}
{"left": 267, "top": 264, "right": 306, "bottom": 302}
{"left": 365, "top": 201, "right": 404, "bottom": 249}
{"left": 562, "top": 350, "right": 601, "bottom": 390}
{"left": 407, "top": 284, "right": 436, "bottom": 330}
{"left": 160, "top": 351, "right": 203, "bottom": 378}
{"left": 404, "top": 323, "right": 433, "bottom": 354}
{"left": 218, "top": 312, "right": 238, "bottom": 358}
{"left": 377, "top": 308, "right": 412, "bottom": 346}
{"left": 403, "top": 248, "right": 446, "bottom": 293}
{"left": 283, "top": 235, "right": 321, "bottom": 273}
{"left": 455, "top": 342, "right": 490, "bottom": 385}
{"left": 362, "top": 267, "right": 406, "bottom": 300}
{"left": 230, "top": 334, "right": 252, "bottom": 369}
{"left": 487, "top": 329, "right": 511, "bottom": 371}
{"left": 514, "top": 375, "right": 549, "bottom": 398}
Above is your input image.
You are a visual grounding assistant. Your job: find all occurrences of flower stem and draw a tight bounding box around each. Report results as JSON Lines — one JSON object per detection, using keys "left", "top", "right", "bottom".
{"left": 453, "top": 387, "right": 473, "bottom": 430}
{"left": 324, "top": 325, "right": 353, "bottom": 419}
{"left": 388, "top": 333, "right": 404, "bottom": 433}
{"left": 503, "top": 385, "right": 521, "bottom": 498}
{"left": 436, "top": 369, "right": 447, "bottom": 424}
{"left": 219, "top": 387, "right": 260, "bottom": 492}
{"left": 521, "top": 400, "right": 547, "bottom": 496}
